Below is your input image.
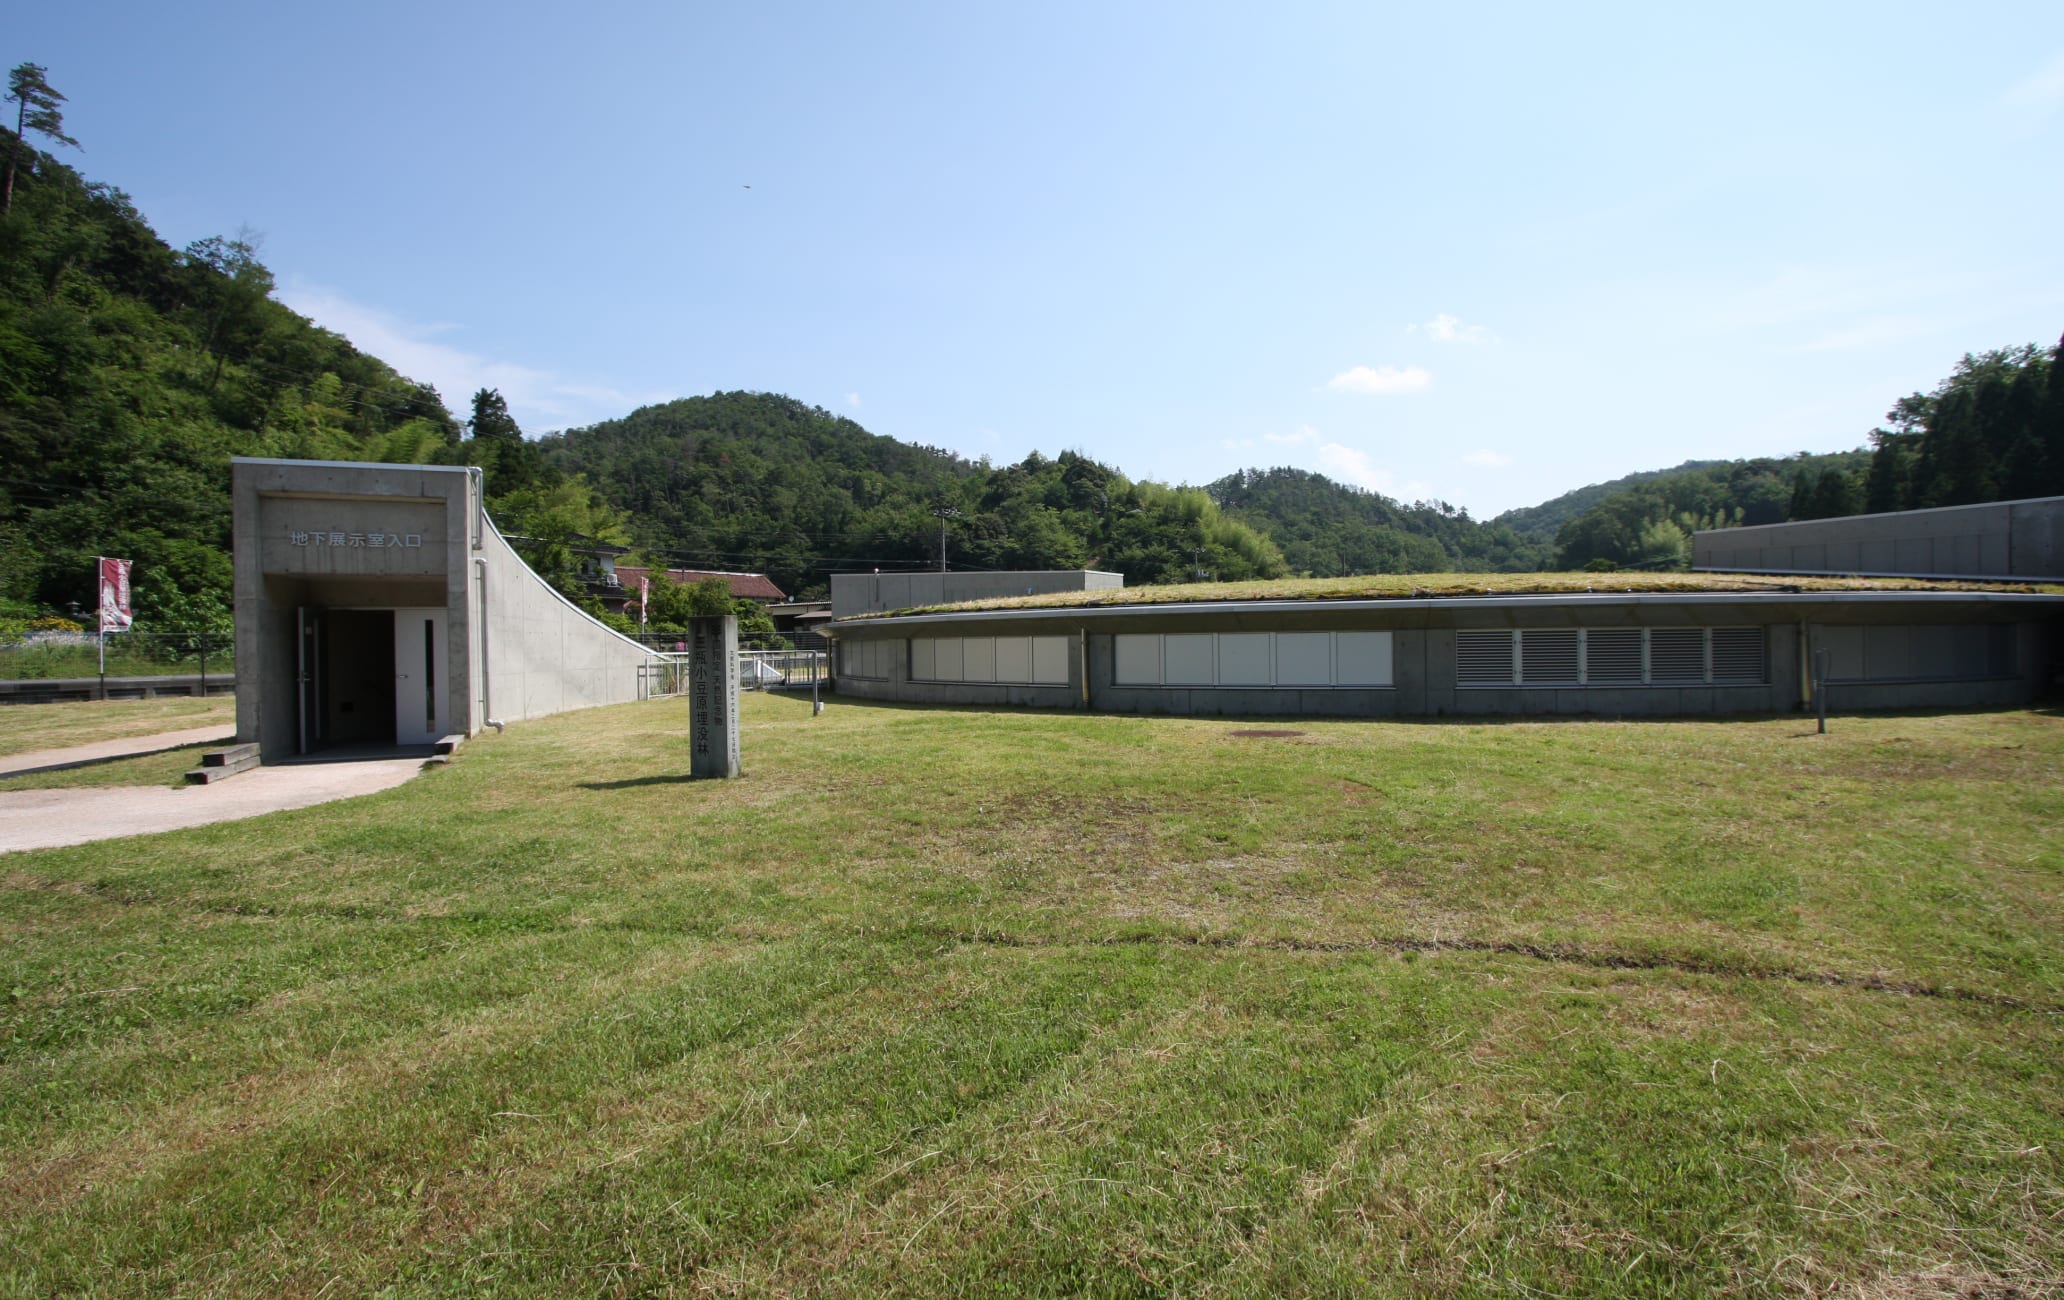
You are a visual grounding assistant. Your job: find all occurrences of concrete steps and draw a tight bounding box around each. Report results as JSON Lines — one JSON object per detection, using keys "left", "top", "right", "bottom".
{"left": 185, "top": 742, "right": 260, "bottom": 785}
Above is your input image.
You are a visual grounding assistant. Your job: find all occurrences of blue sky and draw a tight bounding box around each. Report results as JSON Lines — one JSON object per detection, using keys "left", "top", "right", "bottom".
{"left": 16, "top": 1, "right": 2064, "bottom": 517}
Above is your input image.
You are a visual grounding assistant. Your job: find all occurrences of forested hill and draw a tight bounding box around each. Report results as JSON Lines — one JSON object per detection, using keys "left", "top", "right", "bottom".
{"left": 1538, "top": 340, "right": 2063, "bottom": 570}
{"left": 1206, "top": 468, "right": 1549, "bottom": 574}
{"left": 0, "top": 126, "right": 465, "bottom": 631}
{"left": 542, "top": 394, "right": 1289, "bottom": 595}
{"left": 1490, "top": 462, "right": 1725, "bottom": 544}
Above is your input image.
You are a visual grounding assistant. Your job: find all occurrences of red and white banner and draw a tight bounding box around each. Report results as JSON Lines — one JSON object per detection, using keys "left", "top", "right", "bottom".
{"left": 97, "top": 557, "right": 132, "bottom": 632}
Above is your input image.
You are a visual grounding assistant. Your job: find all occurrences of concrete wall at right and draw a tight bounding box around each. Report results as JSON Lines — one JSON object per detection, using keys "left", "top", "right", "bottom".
{"left": 1693, "top": 497, "right": 2064, "bottom": 580}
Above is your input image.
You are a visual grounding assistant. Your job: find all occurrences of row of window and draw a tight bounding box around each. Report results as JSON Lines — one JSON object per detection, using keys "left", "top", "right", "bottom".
{"left": 913, "top": 635, "right": 1071, "bottom": 685}
{"left": 1455, "top": 628, "right": 1766, "bottom": 687}
{"left": 1114, "top": 632, "right": 1393, "bottom": 688}
{"left": 843, "top": 623, "right": 2009, "bottom": 691}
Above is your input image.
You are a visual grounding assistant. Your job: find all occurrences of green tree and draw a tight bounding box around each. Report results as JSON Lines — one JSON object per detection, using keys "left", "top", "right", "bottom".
{"left": 468, "top": 388, "right": 521, "bottom": 442}
{"left": 4, "top": 63, "right": 80, "bottom": 214}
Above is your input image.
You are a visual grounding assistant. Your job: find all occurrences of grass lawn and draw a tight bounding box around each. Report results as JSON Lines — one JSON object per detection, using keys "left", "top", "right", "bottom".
{"left": 0, "top": 696, "right": 233, "bottom": 758}
{"left": 2, "top": 692, "right": 2060, "bottom": 1296}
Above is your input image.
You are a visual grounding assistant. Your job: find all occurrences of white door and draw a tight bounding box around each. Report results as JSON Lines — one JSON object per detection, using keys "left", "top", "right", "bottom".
{"left": 393, "top": 609, "right": 447, "bottom": 746}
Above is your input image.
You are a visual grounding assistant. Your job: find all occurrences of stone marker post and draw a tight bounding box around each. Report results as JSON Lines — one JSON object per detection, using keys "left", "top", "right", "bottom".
{"left": 688, "top": 615, "right": 741, "bottom": 779}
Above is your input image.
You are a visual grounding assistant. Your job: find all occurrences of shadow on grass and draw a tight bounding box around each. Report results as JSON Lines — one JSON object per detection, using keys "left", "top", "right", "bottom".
{"left": 579, "top": 773, "right": 701, "bottom": 790}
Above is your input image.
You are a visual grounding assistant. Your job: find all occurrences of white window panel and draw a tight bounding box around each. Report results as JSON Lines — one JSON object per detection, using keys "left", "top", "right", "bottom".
{"left": 1275, "top": 633, "right": 1331, "bottom": 685}
{"left": 963, "top": 636, "right": 998, "bottom": 682}
{"left": 1032, "top": 636, "right": 1069, "bottom": 684}
{"left": 1115, "top": 634, "right": 1161, "bottom": 685}
{"left": 1217, "top": 633, "right": 1271, "bottom": 685}
{"left": 933, "top": 637, "right": 964, "bottom": 682}
{"left": 995, "top": 636, "right": 1032, "bottom": 684}
{"left": 1163, "top": 634, "right": 1215, "bottom": 685}
{"left": 1335, "top": 632, "right": 1393, "bottom": 686}
{"left": 911, "top": 638, "right": 935, "bottom": 681}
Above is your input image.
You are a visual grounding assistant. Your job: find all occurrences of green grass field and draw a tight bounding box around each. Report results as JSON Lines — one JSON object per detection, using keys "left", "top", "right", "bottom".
{"left": 2, "top": 693, "right": 2060, "bottom": 1296}
{"left": 0, "top": 696, "right": 233, "bottom": 759}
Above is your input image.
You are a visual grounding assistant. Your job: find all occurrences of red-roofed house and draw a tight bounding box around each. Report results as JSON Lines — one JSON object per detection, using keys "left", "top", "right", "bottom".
{"left": 612, "top": 566, "right": 787, "bottom": 620}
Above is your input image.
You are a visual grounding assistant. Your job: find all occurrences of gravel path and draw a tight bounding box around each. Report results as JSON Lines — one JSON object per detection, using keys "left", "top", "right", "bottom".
{"left": 0, "top": 743, "right": 426, "bottom": 855}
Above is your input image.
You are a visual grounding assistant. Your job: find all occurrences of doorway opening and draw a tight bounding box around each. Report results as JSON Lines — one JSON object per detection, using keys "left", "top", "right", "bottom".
{"left": 295, "top": 607, "right": 448, "bottom": 755}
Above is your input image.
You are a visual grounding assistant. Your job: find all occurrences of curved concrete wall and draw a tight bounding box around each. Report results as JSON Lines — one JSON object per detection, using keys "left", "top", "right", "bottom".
{"left": 476, "top": 517, "right": 662, "bottom": 724}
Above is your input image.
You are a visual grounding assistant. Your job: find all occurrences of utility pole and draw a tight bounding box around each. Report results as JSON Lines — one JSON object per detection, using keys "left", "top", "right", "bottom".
{"left": 931, "top": 506, "right": 962, "bottom": 572}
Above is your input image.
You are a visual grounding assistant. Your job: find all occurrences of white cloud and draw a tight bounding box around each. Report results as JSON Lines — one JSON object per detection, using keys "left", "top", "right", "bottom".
{"left": 278, "top": 279, "right": 659, "bottom": 430}
{"left": 1462, "top": 449, "right": 1512, "bottom": 468}
{"left": 846, "top": 391, "right": 863, "bottom": 408}
{"left": 1311, "top": 441, "right": 1431, "bottom": 500}
{"left": 1326, "top": 364, "right": 1432, "bottom": 395}
{"left": 1410, "top": 312, "right": 1494, "bottom": 345}
{"left": 2003, "top": 48, "right": 2064, "bottom": 114}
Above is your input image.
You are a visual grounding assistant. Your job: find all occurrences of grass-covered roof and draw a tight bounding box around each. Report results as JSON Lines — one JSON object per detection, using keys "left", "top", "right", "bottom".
{"left": 861, "top": 571, "right": 2064, "bottom": 618}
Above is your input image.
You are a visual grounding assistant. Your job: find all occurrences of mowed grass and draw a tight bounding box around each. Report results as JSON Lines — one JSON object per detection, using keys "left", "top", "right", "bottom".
{"left": 0, "top": 696, "right": 232, "bottom": 758}
{"left": 2, "top": 693, "right": 2061, "bottom": 1297}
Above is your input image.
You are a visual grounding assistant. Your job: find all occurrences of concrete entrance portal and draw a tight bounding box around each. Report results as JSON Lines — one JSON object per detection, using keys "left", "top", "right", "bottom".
{"left": 234, "top": 459, "right": 665, "bottom": 763}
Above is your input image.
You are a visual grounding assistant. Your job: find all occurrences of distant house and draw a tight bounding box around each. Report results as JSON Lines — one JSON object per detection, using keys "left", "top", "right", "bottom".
{"left": 612, "top": 566, "right": 787, "bottom": 620}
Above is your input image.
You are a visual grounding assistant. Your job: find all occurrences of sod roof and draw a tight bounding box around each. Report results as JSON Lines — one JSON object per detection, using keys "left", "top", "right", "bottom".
{"left": 856, "top": 571, "right": 2064, "bottom": 619}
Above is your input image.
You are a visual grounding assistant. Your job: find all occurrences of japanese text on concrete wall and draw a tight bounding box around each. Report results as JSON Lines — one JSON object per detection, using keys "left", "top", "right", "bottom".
{"left": 286, "top": 530, "right": 423, "bottom": 549}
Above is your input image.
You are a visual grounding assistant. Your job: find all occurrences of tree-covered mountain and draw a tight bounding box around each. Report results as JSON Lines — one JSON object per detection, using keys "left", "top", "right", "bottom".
{"left": 1205, "top": 468, "right": 1550, "bottom": 574}
{"left": 1539, "top": 340, "right": 2062, "bottom": 570}
{"left": 541, "top": 394, "right": 1287, "bottom": 596}
{"left": 1489, "top": 461, "right": 1726, "bottom": 546}
{"left": 0, "top": 109, "right": 630, "bottom": 634}
{"left": 0, "top": 120, "right": 460, "bottom": 631}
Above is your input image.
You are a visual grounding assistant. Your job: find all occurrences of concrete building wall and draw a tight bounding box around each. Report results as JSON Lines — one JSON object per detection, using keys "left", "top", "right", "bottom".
{"left": 1693, "top": 496, "right": 2064, "bottom": 580}
{"left": 476, "top": 518, "right": 657, "bottom": 723}
{"left": 829, "top": 593, "right": 2058, "bottom": 719}
{"left": 831, "top": 570, "right": 1123, "bottom": 618}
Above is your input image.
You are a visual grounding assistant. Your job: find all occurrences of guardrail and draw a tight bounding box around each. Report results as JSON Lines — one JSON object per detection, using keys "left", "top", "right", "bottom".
{"left": 640, "top": 651, "right": 829, "bottom": 699}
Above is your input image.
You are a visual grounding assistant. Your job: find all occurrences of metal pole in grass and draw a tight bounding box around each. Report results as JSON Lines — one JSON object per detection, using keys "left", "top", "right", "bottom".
{"left": 1814, "top": 647, "right": 1830, "bottom": 735}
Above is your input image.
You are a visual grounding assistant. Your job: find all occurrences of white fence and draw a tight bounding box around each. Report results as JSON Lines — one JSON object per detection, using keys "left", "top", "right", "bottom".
{"left": 640, "top": 650, "right": 828, "bottom": 699}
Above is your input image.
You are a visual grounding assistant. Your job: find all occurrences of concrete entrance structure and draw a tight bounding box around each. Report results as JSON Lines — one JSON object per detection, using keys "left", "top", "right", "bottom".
{"left": 232, "top": 458, "right": 663, "bottom": 761}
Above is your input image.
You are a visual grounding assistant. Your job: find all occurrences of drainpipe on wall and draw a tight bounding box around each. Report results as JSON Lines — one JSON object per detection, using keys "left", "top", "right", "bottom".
{"left": 475, "top": 556, "right": 504, "bottom": 732}
{"left": 1079, "top": 628, "right": 1090, "bottom": 708}
{"left": 1798, "top": 619, "right": 1812, "bottom": 709}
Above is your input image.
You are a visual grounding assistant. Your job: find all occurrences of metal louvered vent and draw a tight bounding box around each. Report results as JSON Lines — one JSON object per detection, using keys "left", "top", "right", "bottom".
{"left": 1709, "top": 627, "right": 1765, "bottom": 683}
{"left": 1585, "top": 629, "right": 1643, "bottom": 684}
{"left": 1519, "top": 629, "right": 1579, "bottom": 684}
{"left": 1649, "top": 628, "right": 1706, "bottom": 683}
{"left": 1456, "top": 630, "right": 1514, "bottom": 685}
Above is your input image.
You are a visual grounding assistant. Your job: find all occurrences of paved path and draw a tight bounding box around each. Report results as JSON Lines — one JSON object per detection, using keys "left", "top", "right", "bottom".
{"left": 0, "top": 726, "right": 236, "bottom": 779}
{"left": 0, "top": 747, "right": 426, "bottom": 856}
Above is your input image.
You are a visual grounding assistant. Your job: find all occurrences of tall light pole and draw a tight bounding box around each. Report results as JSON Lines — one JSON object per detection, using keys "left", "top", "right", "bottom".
{"left": 931, "top": 506, "right": 962, "bottom": 572}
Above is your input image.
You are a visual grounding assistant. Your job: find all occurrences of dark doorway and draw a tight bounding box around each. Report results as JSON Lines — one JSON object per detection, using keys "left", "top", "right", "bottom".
{"left": 323, "top": 610, "right": 396, "bottom": 747}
